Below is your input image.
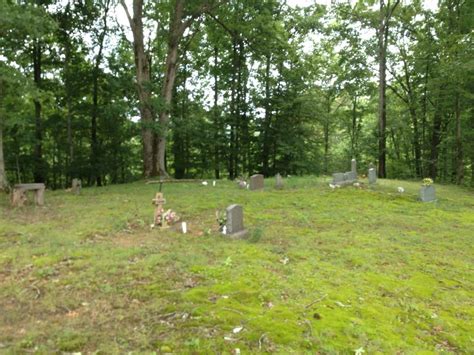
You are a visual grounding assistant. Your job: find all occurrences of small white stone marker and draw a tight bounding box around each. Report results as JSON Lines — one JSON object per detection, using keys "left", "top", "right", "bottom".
{"left": 213, "top": 180, "right": 216, "bottom": 187}
{"left": 181, "top": 222, "right": 187, "bottom": 234}
{"left": 222, "top": 225, "right": 227, "bottom": 235}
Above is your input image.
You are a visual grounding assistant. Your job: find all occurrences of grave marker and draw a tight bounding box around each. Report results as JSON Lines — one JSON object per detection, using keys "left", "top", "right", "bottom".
{"left": 72, "top": 179, "right": 82, "bottom": 195}
{"left": 419, "top": 185, "right": 436, "bottom": 202}
{"left": 225, "top": 204, "right": 248, "bottom": 239}
{"left": 275, "top": 173, "right": 284, "bottom": 189}
{"left": 152, "top": 192, "right": 167, "bottom": 227}
{"left": 249, "top": 174, "right": 264, "bottom": 190}
{"left": 368, "top": 168, "right": 377, "bottom": 185}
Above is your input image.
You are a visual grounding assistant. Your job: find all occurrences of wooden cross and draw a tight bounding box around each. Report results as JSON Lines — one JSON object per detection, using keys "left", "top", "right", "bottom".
{"left": 152, "top": 192, "right": 166, "bottom": 227}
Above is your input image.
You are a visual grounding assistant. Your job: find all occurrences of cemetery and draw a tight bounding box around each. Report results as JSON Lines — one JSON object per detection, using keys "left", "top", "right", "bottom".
{"left": 1, "top": 176, "right": 473, "bottom": 353}
{"left": 1, "top": 0, "right": 474, "bottom": 352}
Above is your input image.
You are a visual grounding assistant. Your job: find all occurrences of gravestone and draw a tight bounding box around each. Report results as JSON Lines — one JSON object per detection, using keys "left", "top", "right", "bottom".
{"left": 72, "top": 179, "right": 82, "bottom": 195}
{"left": 419, "top": 185, "right": 436, "bottom": 202}
{"left": 225, "top": 204, "right": 248, "bottom": 239}
{"left": 351, "top": 159, "right": 357, "bottom": 177}
{"left": 368, "top": 168, "right": 377, "bottom": 184}
{"left": 332, "top": 173, "right": 344, "bottom": 185}
{"left": 152, "top": 192, "right": 167, "bottom": 227}
{"left": 249, "top": 174, "right": 264, "bottom": 190}
{"left": 275, "top": 173, "right": 284, "bottom": 189}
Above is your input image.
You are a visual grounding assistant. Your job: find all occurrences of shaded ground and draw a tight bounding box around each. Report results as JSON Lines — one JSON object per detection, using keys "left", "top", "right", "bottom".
{"left": 0, "top": 177, "right": 473, "bottom": 353}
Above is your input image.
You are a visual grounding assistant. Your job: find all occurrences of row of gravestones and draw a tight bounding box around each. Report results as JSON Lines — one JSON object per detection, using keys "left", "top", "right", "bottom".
{"left": 332, "top": 159, "right": 376, "bottom": 186}
{"left": 239, "top": 173, "right": 283, "bottom": 190}
{"left": 332, "top": 159, "right": 436, "bottom": 202}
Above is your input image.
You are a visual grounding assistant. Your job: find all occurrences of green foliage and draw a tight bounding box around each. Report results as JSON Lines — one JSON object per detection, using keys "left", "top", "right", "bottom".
{"left": 0, "top": 0, "right": 473, "bottom": 187}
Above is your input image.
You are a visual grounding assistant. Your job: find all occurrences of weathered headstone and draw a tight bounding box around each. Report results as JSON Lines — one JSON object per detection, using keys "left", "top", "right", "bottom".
{"left": 225, "top": 204, "right": 248, "bottom": 239}
{"left": 332, "top": 173, "right": 345, "bottom": 185}
{"left": 249, "top": 174, "right": 264, "bottom": 191}
{"left": 72, "top": 179, "right": 82, "bottom": 195}
{"left": 275, "top": 173, "right": 284, "bottom": 189}
{"left": 351, "top": 159, "right": 357, "bottom": 177}
{"left": 419, "top": 185, "right": 436, "bottom": 202}
{"left": 152, "top": 192, "right": 167, "bottom": 227}
{"left": 368, "top": 168, "right": 377, "bottom": 185}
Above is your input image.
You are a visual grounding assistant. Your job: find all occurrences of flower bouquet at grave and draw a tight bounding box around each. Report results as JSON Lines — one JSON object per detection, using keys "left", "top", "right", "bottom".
{"left": 162, "top": 209, "right": 179, "bottom": 225}
{"left": 215, "top": 210, "right": 226, "bottom": 232}
{"left": 422, "top": 178, "right": 433, "bottom": 186}
{"left": 153, "top": 209, "right": 180, "bottom": 228}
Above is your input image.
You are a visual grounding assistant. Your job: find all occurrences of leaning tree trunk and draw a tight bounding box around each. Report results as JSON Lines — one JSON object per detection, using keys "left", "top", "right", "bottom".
{"left": 121, "top": 0, "right": 155, "bottom": 178}
{"left": 156, "top": 34, "right": 179, "bottom": 177}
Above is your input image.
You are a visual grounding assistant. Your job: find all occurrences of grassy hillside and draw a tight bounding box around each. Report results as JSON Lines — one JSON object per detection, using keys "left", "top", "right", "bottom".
{"left": 1, "top": 177, "right": 473, "bottom": 353}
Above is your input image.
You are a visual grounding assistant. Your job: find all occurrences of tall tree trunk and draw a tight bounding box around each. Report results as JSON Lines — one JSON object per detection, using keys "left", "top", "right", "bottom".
{"left": 429, "top": 100, "right": 442, "bottom": 179}
{"left": 262, "top": 54, "right": 272, "bottom": 176}
{"left": 229, "top": 40, "right": 237, "bottom": 179}
{"left": 323, "top": 95, "right": 331, "bottom": 174}
{"left": 0, "top": 118, "right": 7, "bottom": 190}
{"left": 33, "top": 39, "right": 45, "bottom": 183}
{"left": 90, "top": 0, "right": 110, "bottom": 187}
{"left": 213, "top": 46, "right": 220, "bottom": 179}
{"left": 64, "top": 39, "right": 74, "bottom": 184}
{"left": 121, "top": 0, "right": 154, "bottom": 178}
{"left": 454, "top": 93, "right": 464, "bottom": 184}
{"left": 377, "top": 2, "right": 387, "bottom": 178}
{"left": 351, "top": 97, "right": 357, "bottom": 158}
{"left": 0, "top": 77, "right": 7, "bottom": 190}
{"left": 377, "top": 0, "right": 400, "bottom": 178}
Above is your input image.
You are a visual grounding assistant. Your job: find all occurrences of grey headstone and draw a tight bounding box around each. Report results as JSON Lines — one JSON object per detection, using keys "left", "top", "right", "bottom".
{"left": 419, "top": 185, "right": 436, "bottom": 202}
{"left": 332, "top": 173, "right": 344, "bottom": 184}
{"left": 368, "top": 168, "right": 377, "bottom": 184}
{"left": 225, "top": 204, "right": 248, "bottom": 239}
{"left": 343, "top": 172, "right": 352, "bottom": 181}
{"left": 275, "top": 173, "right": 283, "bottom": 189}
{"left": 249, "top": 174, "right": 264, "bottom": 191}
{"left": 72, "top": 178, "right": 82, "bottom": 195}
{"left": 369, "top": 162, "right": 375, "bottom": 170}
{"left": 351, "top": 159, "right": 357, "bottom": 176}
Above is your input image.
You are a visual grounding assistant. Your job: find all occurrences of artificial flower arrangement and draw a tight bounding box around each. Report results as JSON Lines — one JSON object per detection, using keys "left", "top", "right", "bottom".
{"left": 215, "top": 210, "right": 227, "bottom": 233}
{"left": 152, "top": 209, "right": 179, "bottom": 228}
{"left": 422, "top": 178, "right": 433, "bottom": 186}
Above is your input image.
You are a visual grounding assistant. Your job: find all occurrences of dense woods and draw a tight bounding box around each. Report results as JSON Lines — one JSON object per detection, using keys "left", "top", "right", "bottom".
{"left": 1, "top": 0, "right": 473, "bottom": 189}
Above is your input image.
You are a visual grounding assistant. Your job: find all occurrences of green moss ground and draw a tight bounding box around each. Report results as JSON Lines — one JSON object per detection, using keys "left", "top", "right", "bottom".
{"left": 0, "top": 177, "right": 473, "bottom": 353}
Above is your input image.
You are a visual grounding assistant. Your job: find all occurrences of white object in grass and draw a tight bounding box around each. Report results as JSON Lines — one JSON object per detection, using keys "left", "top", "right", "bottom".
{"left": 213, "top": 180, "right": 216, "bottom": 186}
{"left": 233, "top": 326, "right": 243, "bottom": 334}
{"left": 397, "top": 186, "right": 405, "bottom": 193}
{"left": 222, "top": 225, "right": 227, "bottom": 235}
{"left": 181, "top": 222, "right": 187, "bottom": 234}
{"left": 202, "top": 181, "right": 208, "bottom": 186}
